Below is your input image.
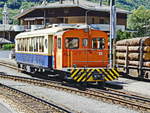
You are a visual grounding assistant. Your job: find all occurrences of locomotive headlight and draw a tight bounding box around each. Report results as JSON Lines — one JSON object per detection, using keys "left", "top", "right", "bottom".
{"left": 93, "top": 73, "right": 103, "bottom": 80}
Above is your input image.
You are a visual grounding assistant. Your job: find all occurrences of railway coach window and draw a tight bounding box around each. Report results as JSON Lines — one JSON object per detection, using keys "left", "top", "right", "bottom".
{"left": 45, "top": 39, "right": 48, "bottom": 49}
{"left": 39, "top": 37, "right": 44, "bottom": 52}
{"left": 17, "top": 40, "right": 21, "bottom": 51}
{"left": 57, "top": 38, "right": 61, "bottom": 49}
{"left": 20, "top": 39, "right": 24, "bottom": 51}
{"left": 35, "top": 38, "right": 39, "bottom": 52}
{"left": 24, "top": 39, "right": 28, "bottom": 51}
{"left": 92, "top": 38, "right": 105, "bottom": 49}
{"left": 65, "top": 38, "right": 79, "bottom": 49}
{"left": 29, "top": 38, "right": 33, "bottom": 51}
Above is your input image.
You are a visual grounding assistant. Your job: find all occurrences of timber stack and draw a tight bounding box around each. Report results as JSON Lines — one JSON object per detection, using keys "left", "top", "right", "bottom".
{"left": 115, "top": 37, "right": 150, "bottom": 79}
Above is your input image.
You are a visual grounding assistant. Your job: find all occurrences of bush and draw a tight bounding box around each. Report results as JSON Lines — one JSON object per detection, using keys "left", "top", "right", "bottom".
{"left": 116, "top": 30, "right": 134, "bottom": 41}
{"left": 2, "top": 44, "right": 15, "bottom": 50}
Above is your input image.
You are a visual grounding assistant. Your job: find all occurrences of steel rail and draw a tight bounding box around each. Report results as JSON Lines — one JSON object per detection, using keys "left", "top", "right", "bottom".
{"left": 0, "top": 83, "right": 72, "bottom": 113}
{"left": 0, "top": 60, "right": 150, "bottom": 112}
{"left": 0, "top": 74, "right": 150, "bottom": 112}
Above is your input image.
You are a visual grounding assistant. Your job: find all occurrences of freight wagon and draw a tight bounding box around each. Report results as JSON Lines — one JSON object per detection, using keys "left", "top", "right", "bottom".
{"left": 115, "top": 37, "right": 150, "bottom": 80}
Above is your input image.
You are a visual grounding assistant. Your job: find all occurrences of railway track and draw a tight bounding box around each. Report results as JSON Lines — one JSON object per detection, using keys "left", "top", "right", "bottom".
{"left": 0, "top": 60, "right": 18, "bottom": 70}
{"left": 0, "top": 73, "right": 150, "bottom": 113}
{"left": 0, "top": 60, "right": 150, "bottom": 112}
{"left": 88, "top": 88, "right": 150, "bottom": 111}
{"left": 0, "top": 83, "right": 71, "bottom": 113}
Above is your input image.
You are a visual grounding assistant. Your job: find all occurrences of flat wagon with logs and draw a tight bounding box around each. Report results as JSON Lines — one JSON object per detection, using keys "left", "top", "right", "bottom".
{"left": 115, "top": 37, "right": 150, "bottom": 79}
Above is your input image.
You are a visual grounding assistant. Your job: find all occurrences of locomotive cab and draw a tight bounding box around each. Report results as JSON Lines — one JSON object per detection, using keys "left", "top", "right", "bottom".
{"left": 54, "top": 29, "right": 109, "bottom": 70}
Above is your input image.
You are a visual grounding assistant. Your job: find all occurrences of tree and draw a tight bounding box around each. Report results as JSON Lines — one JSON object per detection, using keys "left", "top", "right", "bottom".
{"left": 116, "top": 30, "right": 133, "bottom": 41}
{"left": 128, "top": 6, "right": 150, "bottom": 37}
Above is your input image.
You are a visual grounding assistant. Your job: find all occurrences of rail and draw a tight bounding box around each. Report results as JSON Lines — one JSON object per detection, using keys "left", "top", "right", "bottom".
{"left": 0, "top": 60, "right": 150, "bottom": 112}
{"left": 0, "top": 83, "right": 71, "bottom": 113}
{"left": 0, "top": 73, "right": 149, "bottom": 112}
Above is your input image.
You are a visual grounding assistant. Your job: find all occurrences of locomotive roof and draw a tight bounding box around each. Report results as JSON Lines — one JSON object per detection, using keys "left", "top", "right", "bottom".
{"left": 15, "top": 26, "right": 75, "bottom": 39}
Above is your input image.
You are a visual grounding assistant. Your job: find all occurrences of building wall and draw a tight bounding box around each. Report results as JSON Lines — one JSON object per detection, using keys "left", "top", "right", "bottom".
{"left": 21, "top": 16, "right": 124, "bottom": 25}
{"left": 0, "top": 31, "right": 19, "bottom": 42}
{"left": 18, "top": 7, "right": 128, "bottom": 30}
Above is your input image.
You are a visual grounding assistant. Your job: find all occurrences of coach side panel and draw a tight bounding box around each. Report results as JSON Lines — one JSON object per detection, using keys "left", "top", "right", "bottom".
{"left": 15, "top": 35, "right": 54, "bottom": 68}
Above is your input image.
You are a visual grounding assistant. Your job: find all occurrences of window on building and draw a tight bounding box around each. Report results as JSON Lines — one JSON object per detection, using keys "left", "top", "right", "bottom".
{"left": 92, "top": 18, "right": 95, "bottom": 24}
{"left": 92, "top": 38, "right": 105, "bottom": 49}
{"left": 64, "top": 18, "right": 68, "bottom": 23}
{"left": 99, "top": 19, "right": 105, "bottom": 24}
{"left": 57, "top": 18, "right": 64, "bottom": 23}
{"left": 65, "top": 38, "right": 79, "bottom": 49}
{"left": 99, "top": 18, "right": 109, "bottom": 24}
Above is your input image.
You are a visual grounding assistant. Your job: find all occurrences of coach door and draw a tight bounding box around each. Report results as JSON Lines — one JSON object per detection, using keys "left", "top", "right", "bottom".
{"left": 54, "top": 36, "right": 63, "bottom": 69}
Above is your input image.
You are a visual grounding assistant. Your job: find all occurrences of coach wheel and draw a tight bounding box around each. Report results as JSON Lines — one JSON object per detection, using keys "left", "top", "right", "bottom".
{"left": 77, "top": 83, "right": 87, "bottom": 90}
{"left": 30, "top": 67, "right": 35, "bottom": 73}
{"left": 17, "top": 63, "right": 21, "bottom": 68}
{"left": 22, "top": 65, "right": 26, "bottom": 70}
{"left": 144, "top": 71, "right": 150, "bottom": 79}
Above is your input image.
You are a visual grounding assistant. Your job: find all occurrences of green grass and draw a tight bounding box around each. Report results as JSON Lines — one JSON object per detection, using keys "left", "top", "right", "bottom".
{"left": 2, "top": 44, "right": 15, "bottom": 50}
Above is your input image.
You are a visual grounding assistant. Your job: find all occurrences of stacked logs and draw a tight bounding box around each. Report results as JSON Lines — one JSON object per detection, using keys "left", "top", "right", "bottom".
{"left": 115, "top": 37, "right": 150, "bottom": 67}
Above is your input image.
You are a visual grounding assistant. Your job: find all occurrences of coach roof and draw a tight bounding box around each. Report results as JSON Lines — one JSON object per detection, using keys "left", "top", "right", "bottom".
{"left": 15, "top": 26, "right": 75, "bottom": 39}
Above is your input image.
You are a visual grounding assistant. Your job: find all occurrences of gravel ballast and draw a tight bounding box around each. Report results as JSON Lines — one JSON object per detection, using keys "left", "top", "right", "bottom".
{"left": 0, "top": 78, "right": 139, "bottom": 113}
{"left": 0, "top": 51, "right": 147, "bottom": 113}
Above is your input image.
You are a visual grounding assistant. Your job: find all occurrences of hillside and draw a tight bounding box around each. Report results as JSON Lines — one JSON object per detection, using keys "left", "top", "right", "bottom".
{"left": 116, "top": 0, "right": 150, "bottom": 10}
{"left": 88, "top": 0, "right": 150, "bottom": 10}
{"left": 0, "top": 0, "right": 149, "bottom": 24}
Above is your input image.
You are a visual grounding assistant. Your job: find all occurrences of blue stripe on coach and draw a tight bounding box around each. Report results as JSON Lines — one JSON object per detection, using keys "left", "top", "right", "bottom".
{"left": 16, "top": 53, "right": 53, "bottom": 68}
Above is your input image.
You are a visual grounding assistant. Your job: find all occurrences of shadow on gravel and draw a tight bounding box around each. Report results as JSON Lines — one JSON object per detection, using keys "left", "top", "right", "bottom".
{"left": 0, "top": 72, "right": 7, "bottom": 75}
{"left": 122, "top": 75, "right": 150, "bottom": 82}
{"left": 28, "top": 72, "right": 64, "bottom": 82}
{"left": 22, "top": 71, "right": 124, "bottom": 90}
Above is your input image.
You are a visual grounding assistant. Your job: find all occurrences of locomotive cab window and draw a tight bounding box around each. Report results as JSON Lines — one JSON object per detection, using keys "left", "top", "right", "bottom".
{"left": 92, "top": 38, "right": 105, "bottom": 49}
{"left": 65, "top": 38, "right": 79, "bottom": 49}
{"left": 82, "top": 38, "right": 88, "bottom": 47}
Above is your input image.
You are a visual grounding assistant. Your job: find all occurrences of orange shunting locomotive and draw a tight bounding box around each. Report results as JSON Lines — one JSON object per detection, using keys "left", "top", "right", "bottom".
{"left": 15, "top": 25, "right": 121, "bottom": 83}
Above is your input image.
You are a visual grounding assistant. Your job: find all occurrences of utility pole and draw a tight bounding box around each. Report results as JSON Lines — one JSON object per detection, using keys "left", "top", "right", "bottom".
{"left": 2, "top": 3, "right": 9, "bottom": 41}
{"left": 100, "top": 0, "right": 103, "bottom": 6}
{"left": 2, "top": 3, "right": 9, "bottom": 25}
{"left": 109, "top": 0, "right": 116, "bottom": 68}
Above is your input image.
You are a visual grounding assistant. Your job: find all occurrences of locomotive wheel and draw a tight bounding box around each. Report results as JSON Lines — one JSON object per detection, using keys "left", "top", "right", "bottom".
{"left": 76, "top": 83, "right": 87, "bottom": 90}
{"left": 97, "top": 81, "right": 106, "bottom": 89}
